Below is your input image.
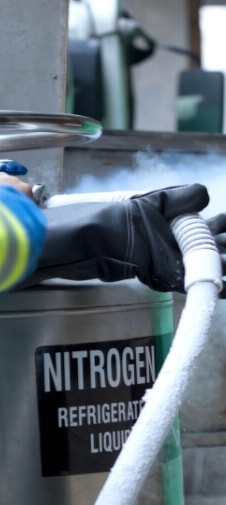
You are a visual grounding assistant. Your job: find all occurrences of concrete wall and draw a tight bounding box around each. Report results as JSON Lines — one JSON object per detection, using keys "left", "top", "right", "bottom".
{"left": 0, "top": 0, "right": 69, "bottom": 192}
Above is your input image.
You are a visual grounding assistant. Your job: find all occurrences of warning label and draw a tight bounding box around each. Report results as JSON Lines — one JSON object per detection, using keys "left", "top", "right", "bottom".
{"left": 35, "top": 336, "right": 155, "bottom": 476}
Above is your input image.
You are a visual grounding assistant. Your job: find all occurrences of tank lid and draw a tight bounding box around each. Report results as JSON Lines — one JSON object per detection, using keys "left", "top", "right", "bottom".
{"left": 0, "top": 279, "right": 173, "bottom": 313}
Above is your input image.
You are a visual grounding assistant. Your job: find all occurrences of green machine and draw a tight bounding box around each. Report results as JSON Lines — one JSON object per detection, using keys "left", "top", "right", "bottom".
{"left": 176, "top": 69, "right": 224, "bottom": 133}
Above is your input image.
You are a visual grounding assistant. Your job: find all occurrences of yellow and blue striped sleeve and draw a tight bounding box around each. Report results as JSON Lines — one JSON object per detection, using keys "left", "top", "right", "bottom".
{"left": 0, "top": 186, "right": 47, "bottom": 292}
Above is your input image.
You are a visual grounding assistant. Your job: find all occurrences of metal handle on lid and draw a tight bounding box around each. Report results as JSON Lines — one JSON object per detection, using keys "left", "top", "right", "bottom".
{"left": 0, "top": 111, "right": 102, "bottom": 152}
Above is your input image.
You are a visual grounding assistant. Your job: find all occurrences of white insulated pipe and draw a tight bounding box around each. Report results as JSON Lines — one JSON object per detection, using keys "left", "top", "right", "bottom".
{"left": 46, "top": 190, "right": 145, "bottom": 207}
{"left": 93, "top": 213, "right": 222, "bottom": 505}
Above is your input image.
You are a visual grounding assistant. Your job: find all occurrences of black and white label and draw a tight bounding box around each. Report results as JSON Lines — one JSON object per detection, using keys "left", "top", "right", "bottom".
{"left": 35, "top": 336, "right": 155, "bottom": 476}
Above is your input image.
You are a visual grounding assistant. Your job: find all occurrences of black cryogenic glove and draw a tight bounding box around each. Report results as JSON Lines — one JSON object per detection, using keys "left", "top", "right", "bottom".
{"left": 18, "top": 183, "right": 210, "bottom": 293}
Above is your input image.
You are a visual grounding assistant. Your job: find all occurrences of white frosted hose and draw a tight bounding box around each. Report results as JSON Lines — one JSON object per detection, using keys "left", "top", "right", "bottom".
{"left": 46, "top": 190, "right": 145, "bottom": 207}
{"left": 94, "top": 213, "right": 222, "bottom": 505}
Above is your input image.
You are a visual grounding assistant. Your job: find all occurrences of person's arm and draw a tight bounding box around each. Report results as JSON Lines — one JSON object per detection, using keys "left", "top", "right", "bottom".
{"left": 1, "top": 172, "right": 226, "bottom": 296}
{"left": 18, "top": 183, "right": 212, "bottom": 293}
{"left": 0, "top": 184, "right": 46, "bottom": 292}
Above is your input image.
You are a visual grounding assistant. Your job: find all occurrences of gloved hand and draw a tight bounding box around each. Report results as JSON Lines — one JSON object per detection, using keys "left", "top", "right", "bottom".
{"left": 128, "top": 183, "right": 210, "bottom": 292}
{"left": 18, "top": 183, "right": 211, "bottom": 293}
{"left": 0, "top": 186, "right": 47, "bottom": 292}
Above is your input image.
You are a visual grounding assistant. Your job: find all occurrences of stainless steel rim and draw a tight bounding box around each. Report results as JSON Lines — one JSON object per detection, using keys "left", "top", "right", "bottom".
{"left": 0, "top": 111, "right": 102, "bottom": 151}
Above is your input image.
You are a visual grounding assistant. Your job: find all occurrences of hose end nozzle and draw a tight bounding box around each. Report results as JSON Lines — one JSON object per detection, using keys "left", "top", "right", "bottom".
{"left": 171, "top": 213, "right": 223, "bottom": 293}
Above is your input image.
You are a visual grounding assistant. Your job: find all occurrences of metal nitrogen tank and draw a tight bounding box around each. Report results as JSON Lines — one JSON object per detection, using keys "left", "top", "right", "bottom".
{"left": 0, "top": 278, "right": 176, "bottom": 505}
